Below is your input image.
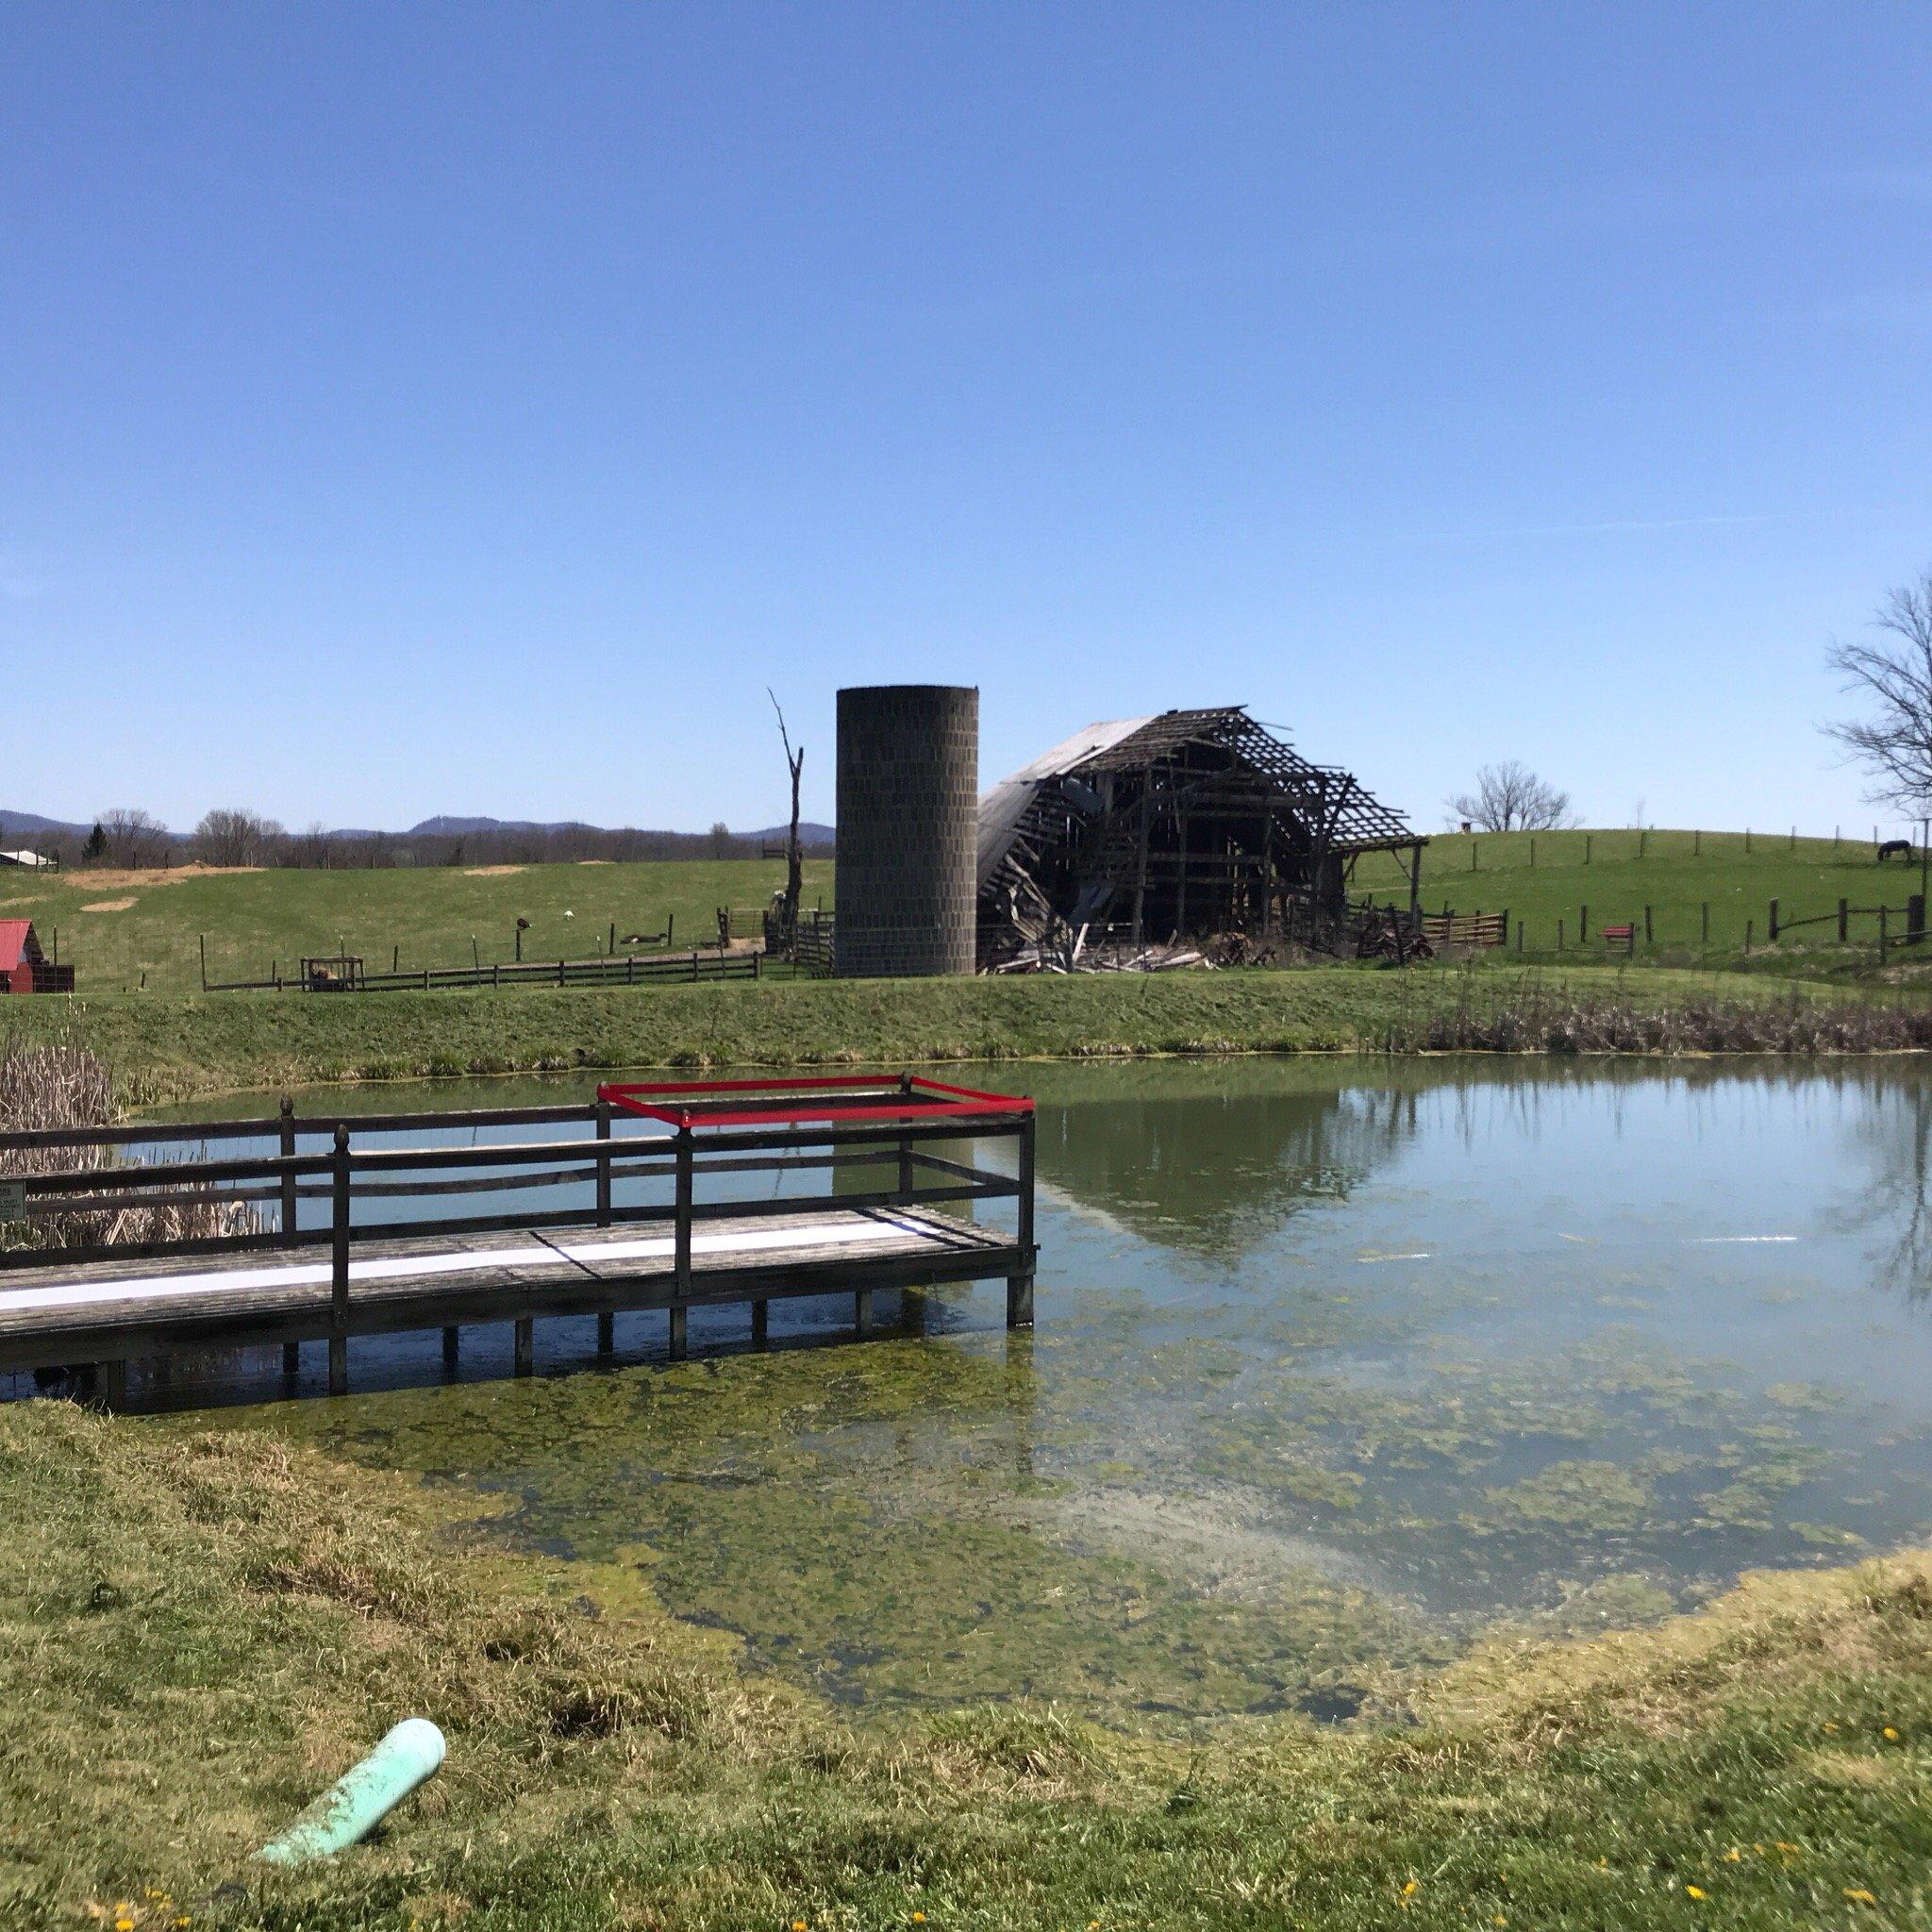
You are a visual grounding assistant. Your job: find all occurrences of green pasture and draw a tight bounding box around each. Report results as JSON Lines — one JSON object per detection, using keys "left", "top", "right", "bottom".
{"left": 0, "top": 858, "right": 832, "bottom": 994}
{"left": 1355, "top": 826, "right": 1931, "bottom": 963}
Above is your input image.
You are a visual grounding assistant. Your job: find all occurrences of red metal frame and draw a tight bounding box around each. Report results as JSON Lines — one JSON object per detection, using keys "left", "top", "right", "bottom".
{"left": 596, "top": 1072, "right": 1034, "bottom": 1130}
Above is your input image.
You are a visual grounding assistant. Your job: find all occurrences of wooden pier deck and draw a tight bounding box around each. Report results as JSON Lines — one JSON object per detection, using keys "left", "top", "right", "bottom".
{"left": 0, "top": 1075, "right": 1037, "bottom": 1403}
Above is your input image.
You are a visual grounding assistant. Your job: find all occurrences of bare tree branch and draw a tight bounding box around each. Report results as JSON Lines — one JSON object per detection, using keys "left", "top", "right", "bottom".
{"left": 1824, "top": 568, "right": 1932, "bottom": 811}
{"left": 768, "top": 687, "right": 806, "bottom": 935}
{"left": 1446, "top": 761, "right": 1575, "bottom": 832}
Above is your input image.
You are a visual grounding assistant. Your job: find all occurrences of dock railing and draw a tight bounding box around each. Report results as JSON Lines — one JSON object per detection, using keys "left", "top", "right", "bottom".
{"left": 0, "top": 1075, "right": 1038, "bottom": 1394}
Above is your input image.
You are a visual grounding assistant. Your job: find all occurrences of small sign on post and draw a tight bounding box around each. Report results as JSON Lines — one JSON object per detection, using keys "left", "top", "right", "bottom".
{"left": 0, "top": 1182, "right": 25, "bottom": 1221}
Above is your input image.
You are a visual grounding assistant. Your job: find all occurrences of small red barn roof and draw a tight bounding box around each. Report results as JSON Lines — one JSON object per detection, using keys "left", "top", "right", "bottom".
{"left": 0, "top": 920, "right": 34, "bottom": 971}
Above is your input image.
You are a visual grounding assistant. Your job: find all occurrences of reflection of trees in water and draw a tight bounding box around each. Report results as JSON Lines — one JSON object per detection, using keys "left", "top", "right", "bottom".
{"left": 1842, "top": 1072, "right": 1932, "bottom": 1302}
{"left": 1037, "top": 1082, "right": 1422, "bottom": 1258}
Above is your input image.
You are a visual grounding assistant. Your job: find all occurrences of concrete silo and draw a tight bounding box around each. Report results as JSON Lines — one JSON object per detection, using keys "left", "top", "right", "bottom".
{"left": 834, "top": 685, "right": 978, "bottom": 977}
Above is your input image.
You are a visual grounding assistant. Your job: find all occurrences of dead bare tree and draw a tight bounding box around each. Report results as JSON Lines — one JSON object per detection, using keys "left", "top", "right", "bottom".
{"left": 96, "top": 808, "right": 170, "bottom": 869}
{"left": 1447, "top": 761, "right": 1574, "bottom": 832}
{"left": 193, "top": 807, "right": 285, "bottom": 867}
{"left": 1824, "top": 568, "right": 1932, "bottom": 810}
{"left": 768, "top": 688, "right": 805, "bottom": 939}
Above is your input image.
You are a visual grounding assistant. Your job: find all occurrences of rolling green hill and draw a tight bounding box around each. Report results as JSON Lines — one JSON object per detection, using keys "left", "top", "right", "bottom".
{"left": 0, "top": 857, "right": 832, "bottom": 994}
{"left": 1353, "top": 827, "right": 1930, "bottom": 964}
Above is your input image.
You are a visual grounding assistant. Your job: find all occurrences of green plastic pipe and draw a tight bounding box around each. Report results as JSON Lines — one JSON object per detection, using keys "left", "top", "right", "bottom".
{"left": 255, "top": 1718, "right": 446, "bottom": 1866}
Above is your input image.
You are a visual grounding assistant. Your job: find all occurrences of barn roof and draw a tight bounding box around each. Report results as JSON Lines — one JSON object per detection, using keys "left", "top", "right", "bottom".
{"left": 977, "top": 705, "right": 1416, "bottom": 892}
{"left": 0, "top": 920, "right": 34, "bottom": 971}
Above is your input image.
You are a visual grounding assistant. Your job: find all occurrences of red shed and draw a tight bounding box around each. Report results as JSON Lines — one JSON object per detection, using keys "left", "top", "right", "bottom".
{"left": 0, "top": 920, "right": 74, "bottom": 995}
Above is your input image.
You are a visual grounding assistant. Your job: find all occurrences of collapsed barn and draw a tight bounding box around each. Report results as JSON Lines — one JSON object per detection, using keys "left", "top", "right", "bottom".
{"left": 976, "top": 707, "right": 1426, "bottom": 967}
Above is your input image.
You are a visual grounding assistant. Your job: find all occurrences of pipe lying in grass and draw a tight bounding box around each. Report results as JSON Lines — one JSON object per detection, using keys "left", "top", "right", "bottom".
{"left": 255, "top": 1719, "right": 446, "bottom": 1866}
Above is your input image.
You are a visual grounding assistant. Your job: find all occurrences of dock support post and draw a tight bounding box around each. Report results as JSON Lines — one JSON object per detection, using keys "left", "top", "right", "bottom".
{"left": 1007, "top": 1109, "right": 1037, "bottom": 1330}
{"left": 95, "top": 1358, "right": 126, "bottom": 1408}
{"left": 595, "top": 1096, "right": 613, "bottom": 1226}
{"left": 854, "top": 1288, "right": 874, "bottom": 1337}
{"left": 514, "top": 1319, "right": 534, "bottom": 1376}
{"left": 751, "top": 1300, "right": 768, "bottom": 1346}
{"left": 442, "top": 1326, "right": 459, "bottom": 1372}
{"left": 597, "top": 1312, "right": 614, "bottom": 1356}
{"left": 282, "top": 1341, "right": 300, "bottom": 1378}
{"left": 328, "top": 1124, "right": 351, "bottom": 1396}
{"left": 896, "top": 1073, "right": 914, "bottom": 1203}
{"left": 668, "top": 1306, "right": 687, "bottom": 1360}
{"left": 279, "top": 1096, "right": 297, "bottom": 1244}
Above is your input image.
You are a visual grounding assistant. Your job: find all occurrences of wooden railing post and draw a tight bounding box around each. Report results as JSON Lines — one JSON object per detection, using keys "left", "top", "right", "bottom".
{"left": 1839, "top": 898, "right": 1850, "bottom": 942}
{"left": 328, "top": 1124, "right": 351, "bottom": 1396}
{"left": 896, "top": 1072, "right": 914, "bottom": 1204}
{"left": 671, "top": 1123, "right": 692, "bottom": 1359}
{"left": 594, "top": 1097, "right": 616, "bottom": 1355}
{"left": 1007, "top": 1110, "right": 1036, "bottom": 1331}
{"left": 278, "top": 1096, "right": 297, "bottom": 1245}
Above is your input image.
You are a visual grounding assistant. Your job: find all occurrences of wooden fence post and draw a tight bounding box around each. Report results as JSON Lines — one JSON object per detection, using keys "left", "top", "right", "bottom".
{"left": 1701, "top": 902, "right": 1709, "bottom": 944}
{"left": 1839, "top": 898, "right": 1849, "bottom": 942}
{"left": 1694, "top": 829, "right": 1701, "bottom": 857}
{"left": 1644, "top": 905, "right": 1653, "bottom": 945}
{"left": 1557, "top": 919, "right": 1565, "bottom": 950}
{"left": 328, "top": 1124, "right": 351, "bottom": 1396}
{"left": 1745, "top": 919, "right": 1754, "bottom": 953}
{"left": 1768, "top": 898, "right": 1779, "bottom": 941}
{"left": 1580, "top": 906, "right": 1588, "bottom": 944}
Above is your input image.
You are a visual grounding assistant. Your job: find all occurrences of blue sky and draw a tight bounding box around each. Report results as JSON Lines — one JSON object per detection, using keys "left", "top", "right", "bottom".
{"left": 4, "top": 3, "right": 1930, "bottom": 837}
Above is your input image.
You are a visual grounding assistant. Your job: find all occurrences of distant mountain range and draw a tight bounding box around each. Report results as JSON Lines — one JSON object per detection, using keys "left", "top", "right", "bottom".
{"left": 0, "top": 809, "right": 835, "bottom": 846}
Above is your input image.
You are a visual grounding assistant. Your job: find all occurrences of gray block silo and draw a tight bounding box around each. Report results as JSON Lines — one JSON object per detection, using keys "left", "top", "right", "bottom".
{"left": 834, "top": 685, "right": 978, "bottom": 977}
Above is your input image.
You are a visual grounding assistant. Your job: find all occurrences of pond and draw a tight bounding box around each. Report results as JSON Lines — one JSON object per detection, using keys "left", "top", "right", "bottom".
{"left": 67, "top": 1058, "right": 1932, "bottom": 1724}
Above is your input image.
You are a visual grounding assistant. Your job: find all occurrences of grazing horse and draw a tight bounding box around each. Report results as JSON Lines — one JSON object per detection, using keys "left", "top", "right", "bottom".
{"left": 1878, "top": 839, "right": 1915, "bottom": 862}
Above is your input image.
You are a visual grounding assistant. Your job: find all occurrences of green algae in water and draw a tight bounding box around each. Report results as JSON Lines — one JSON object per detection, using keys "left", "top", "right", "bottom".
{"left": 153, "top": 1055, "right": 1932, "bottom": 1727}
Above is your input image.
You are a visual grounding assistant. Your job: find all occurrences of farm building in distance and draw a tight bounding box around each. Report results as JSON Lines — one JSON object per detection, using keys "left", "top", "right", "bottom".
{"left": 976, "top": 706, "right": 1425, "bottom": 965}
{"left": 0, "top": 920, "right": 75, "bottom": 995}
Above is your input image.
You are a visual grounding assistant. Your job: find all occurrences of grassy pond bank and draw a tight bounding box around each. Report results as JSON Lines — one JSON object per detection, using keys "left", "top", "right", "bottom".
{"left": 8, "top": 1054, "right": 1932, "bottom": 1925}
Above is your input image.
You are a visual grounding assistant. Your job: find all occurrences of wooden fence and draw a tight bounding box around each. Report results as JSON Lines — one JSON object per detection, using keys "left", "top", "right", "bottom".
{"left": 1419, "top": 910, "right": 1508, "bottom": 948}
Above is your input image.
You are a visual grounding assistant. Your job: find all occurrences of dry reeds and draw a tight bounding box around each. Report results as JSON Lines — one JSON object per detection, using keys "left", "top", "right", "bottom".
{"left": 1384, "top": 976, "right": 1932, "bottom": 1056}
{"left": 0, "top": 1031, "right": 260, "bottom": 1252}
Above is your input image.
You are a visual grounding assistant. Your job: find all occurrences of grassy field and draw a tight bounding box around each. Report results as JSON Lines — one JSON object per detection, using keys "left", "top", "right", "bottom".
{"left": 0, "top": 858, "right": 833, "bottom": 994}
{"left": 3, "top": 963, "right": 1920, "bottom": 1106}
{"left": 1354, "top": 827, "right": 1932, "bottom": 967}
{"left": 6, "top": 1398, "right": 1931, "bottom": 1930}
{"left": 6, "top": 834, "right": 1929, "bottom": 1000}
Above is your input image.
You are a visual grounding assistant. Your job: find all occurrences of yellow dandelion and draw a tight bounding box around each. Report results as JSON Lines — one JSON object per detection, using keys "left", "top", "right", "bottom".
{"left": 1883, "top": 1726, "right": 1900, "bottom": 1741}
{"left": 1493, "top": 1918, "right": 1507, "bottom": 1927}
{"left": 1723, "top": 1849, "right": 1740, "bottom": 1863}
{"left": 1823, "top": 1721, "right": 1839, "bottom": 1733}
{"left": 1402, "top": 1879, "right": 1420, "bottom": 1895}
{"left": 1845, "top": 1890, "right": 1877, "bottom": 1906}
{"left": 1685, "top": 1884, "right": 1706, "bottom": 1901}
{"left": 913, "top": 1918, "right": 926, "bottom": 1926}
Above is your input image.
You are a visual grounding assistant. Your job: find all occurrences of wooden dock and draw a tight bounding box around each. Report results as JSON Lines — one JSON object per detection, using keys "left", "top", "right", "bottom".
{"left": 0, "top": 1075, "right": 1037, "bottom": 1403}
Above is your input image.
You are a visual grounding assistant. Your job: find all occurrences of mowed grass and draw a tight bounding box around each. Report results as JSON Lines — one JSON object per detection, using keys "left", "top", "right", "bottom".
{"left": 3, "top": 963, "right": 1907, "bottom": 1107}
{"left": 0, "top": 858, "right": 832, "bottom": 994}
{"left": 1353, "top": 827, "right": 1930, "bottom": 965}
{"left": 7, "top": 1400, "right": 1932, "bottom": 1930}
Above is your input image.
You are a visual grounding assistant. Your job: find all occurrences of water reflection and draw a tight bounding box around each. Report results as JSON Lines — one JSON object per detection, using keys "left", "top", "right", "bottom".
{"left": 74, "top": 1056, "right": 1932, "bottom": 1726}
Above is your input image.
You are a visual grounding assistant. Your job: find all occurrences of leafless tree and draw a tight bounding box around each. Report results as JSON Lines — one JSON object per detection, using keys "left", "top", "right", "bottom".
{"left": 768, "top": 688, "right": 806, "bottom": 938}
{"left": 96, "top": 808, "right": 170, "bottom": 869}
{"left": 193, "top": 807, "right": 285, "bottom": 867}
{"left": 1824, "top": 568, "right": 1932, "bottom": 810}
{"left": 1447, "top": 761, "right": 1575, "bottom": 832}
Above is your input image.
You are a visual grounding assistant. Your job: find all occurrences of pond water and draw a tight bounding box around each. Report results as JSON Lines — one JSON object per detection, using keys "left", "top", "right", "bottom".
{"left": 77, "top": 1058, "right": 1932, "bottom": 1724}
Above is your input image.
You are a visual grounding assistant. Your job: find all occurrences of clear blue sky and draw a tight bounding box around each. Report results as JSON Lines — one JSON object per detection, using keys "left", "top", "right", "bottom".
{"left": 5, "top": 3, "right": 1929, "bottom": 838}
